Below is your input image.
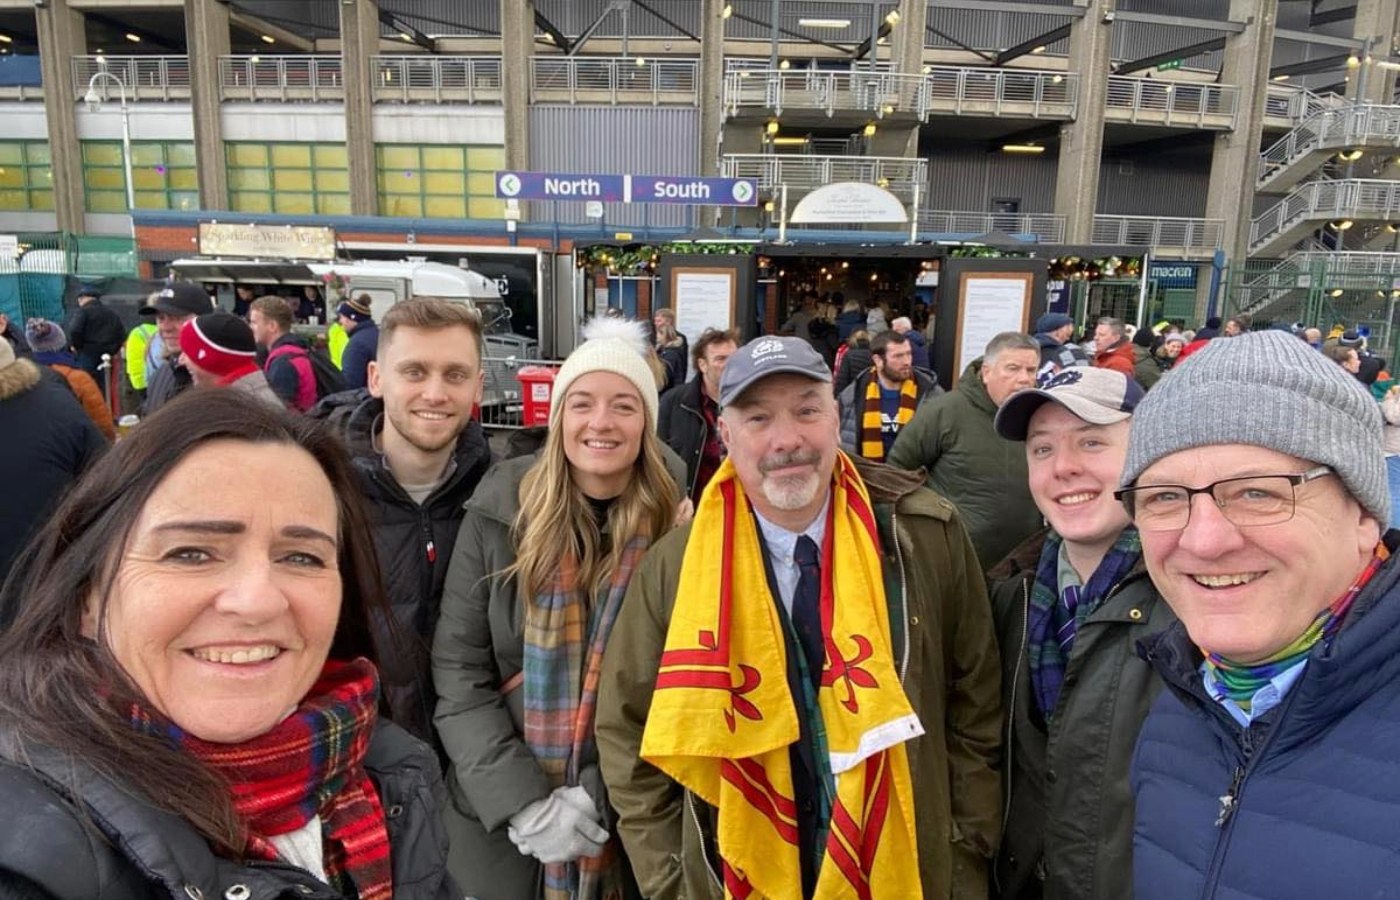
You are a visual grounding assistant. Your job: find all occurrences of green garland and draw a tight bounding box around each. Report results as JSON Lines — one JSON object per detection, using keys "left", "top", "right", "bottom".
{"left": 578, "top": 241, "right": 755, "bottom": 275}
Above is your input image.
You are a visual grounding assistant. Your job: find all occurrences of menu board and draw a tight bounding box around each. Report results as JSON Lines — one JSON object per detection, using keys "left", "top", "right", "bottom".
{"left": 954, "top": 273, "right": 1034, "bottom": 377}
{"left": 672, "top": 268, "right": 736, "bottom": 354}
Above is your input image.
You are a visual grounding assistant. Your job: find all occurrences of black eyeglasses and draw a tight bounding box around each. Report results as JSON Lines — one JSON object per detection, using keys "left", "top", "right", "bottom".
{"left": 1113, "top": 466, "right": 1335, "bottom": 532}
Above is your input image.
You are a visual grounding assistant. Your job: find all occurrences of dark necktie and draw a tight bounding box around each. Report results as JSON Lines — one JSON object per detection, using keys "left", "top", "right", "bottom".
{"left": 792, "top": 535, "right": 825, "bottom": 689}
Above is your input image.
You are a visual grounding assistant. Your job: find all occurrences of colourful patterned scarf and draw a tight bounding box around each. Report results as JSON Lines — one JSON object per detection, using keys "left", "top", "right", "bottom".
{"left": 860, "top": 371, "right": 918, "bottom": 461}
{"left": 1028, "top": 528, "right": 1143, "bottom": 719}
{"left": 523, "top": 535, "right": 651, "bottom": 900}
{"left": 642, "top": 454, "right": 924, "bottom": 900}
{"left": 132, "top": 657, "right": 391, "bottom": 900}
{"left": 1205, "top": 544, "right": 1390, "bottom": 711}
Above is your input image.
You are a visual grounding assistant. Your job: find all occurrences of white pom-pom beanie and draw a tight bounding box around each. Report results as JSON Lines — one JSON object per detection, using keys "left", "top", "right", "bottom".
{"left": 549, "top": 316, "right": 660, "bottom": 427}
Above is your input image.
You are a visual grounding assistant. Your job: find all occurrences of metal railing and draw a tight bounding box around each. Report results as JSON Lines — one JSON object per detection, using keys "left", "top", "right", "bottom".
{"left": 1091, "top": 215, "right": 1225, "bottom": 252}
{"left": 72, "top": 55, "right": 191, "bottom": 101}
{"left": 719, "top": 154, "right": 927, "bottom": 196}
{"left": 723, "top": 65, "right": 1078, "bottom": 120}
{"left": 371, "top": 56, "right": 503, "bottom": 104}
{"left": 1259, "top": 104, "right": 1400, "bottom": 190}
{"left": 1251, "top": 179, "right": 1400, "bottom": 252}
{"left": 477, "top": 355, "right": 561, "bottom": 431}
{"left": 1293, "top": 250, "right": 1400, "bottom": 276}
{"left": 917, "top": 210, "right": 1065, "bottom": 243}
{"left": 1104, "top": 76, "right": 1239, "bottom": 129}
{"left": 0, "top": 84, "right": 42, "bottom": 101}
{"left": 1263, "top": 84, "right": 1342, "bottom": 126}
{"left": 219, "top": 55, "right": 344, "bottom": 102}
{"left": 530, "top": 57, "right": 699, "bottom": 105}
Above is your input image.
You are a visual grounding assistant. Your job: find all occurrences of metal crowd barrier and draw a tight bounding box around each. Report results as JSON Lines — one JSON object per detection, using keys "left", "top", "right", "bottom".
{"left": 477, "top": 355, "right": 562, "bottom": 431}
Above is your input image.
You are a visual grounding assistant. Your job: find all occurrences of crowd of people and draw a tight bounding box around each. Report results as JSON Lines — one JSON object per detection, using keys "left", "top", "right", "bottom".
{"left": 0, "top": 283, "right": 1398, "bottom": 900}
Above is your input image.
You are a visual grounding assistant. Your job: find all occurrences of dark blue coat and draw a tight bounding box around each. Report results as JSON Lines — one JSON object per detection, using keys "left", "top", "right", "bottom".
{"left": 835, "top": 309, "right": 865, "bottom": 342}
{"left": 340, "top": 321, "right": 379, "bottom": 391}
{"left": 906, "top": 328, "right": 931, "bottom": 371}
{"left": 1132, "top": 540, "right": 1400, "bottom": 900}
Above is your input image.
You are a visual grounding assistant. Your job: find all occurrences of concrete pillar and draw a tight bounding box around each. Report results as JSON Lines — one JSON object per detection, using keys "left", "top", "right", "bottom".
{"left": 339, "top": 0, "right": 380, "bottom": 217}
{"left": 35, "top": 0, "right": 85, "bottom": 232}
{"left": 698, "top": 0, "right": 725, "bottom": 178}
{"left": 1052, "top": 0, "right": 1114, "bottom": 245}
{"left": 185, "top": 0, "right": 230, "bottom": 211}
{"left": 501, "top": 0, "right": 533, "bottom": 172}
{"left": 1350, "top": 0, "right": 1400, "bottom": 104}
{"left": 1204, "top": 0, "right": 1277, "bottom": 317}
{"left": 892, "top": 0, "right": 929, "bottom": 76}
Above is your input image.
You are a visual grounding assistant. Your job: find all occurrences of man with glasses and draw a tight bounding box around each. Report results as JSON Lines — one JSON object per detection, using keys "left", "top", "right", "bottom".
{"left": 1119, "top": 330, "right": 1400, "bottom": 900}
{"left": 987, "top": 367, "right": 1175, "bottom": 900}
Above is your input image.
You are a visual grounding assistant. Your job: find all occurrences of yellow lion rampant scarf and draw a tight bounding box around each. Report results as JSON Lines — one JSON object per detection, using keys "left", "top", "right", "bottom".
{"left": 641, "top": 453, "right": 924, "bottom": 900}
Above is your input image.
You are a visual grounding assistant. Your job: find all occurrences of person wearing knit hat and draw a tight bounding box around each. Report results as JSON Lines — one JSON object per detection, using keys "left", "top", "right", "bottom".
{"left": 24, "top": 318, "right": 115, "bottom": 441}
{"left": 337, "top": 293, "right": 379, "bottom": 392}
{"left": 1033, "top": 312, "right": 1090, "bottom": 383}
{"left": 432, "top": 314, "right": 681, "bottom": 898}
{"left": 1120, "top": 329, "right": 1400, "bottom": 900}
{"left": 177, "top": 311, "right": 283, "bottom": 409}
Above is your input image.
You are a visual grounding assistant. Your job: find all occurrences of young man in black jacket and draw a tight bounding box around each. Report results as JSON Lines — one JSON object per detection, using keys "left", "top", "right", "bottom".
{"left": 315, "top": 298, "right": 491, "bottom": 750}
{"left": 657, "top": 326, "right": 737, "bottom": 503}
{"left": 64, "top": 289, "right": 126, "bottom": 388}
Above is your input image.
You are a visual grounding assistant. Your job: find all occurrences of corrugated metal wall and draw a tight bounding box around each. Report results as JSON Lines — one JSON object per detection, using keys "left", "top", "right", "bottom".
{"left": 922, "top": 141, "right": 1210, "bottom": 217}
{"left": 528, "top": 105, "right": 699, "bottom": 226}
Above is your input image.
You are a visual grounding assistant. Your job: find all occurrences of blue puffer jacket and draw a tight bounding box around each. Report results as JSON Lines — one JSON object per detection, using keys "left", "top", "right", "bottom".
{"left": 1131, "top": 537, "right": 1400, "bottom": 900}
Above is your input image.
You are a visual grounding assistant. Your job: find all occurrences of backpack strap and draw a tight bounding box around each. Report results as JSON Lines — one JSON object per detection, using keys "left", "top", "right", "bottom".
{"left": 264, "top": 343, "right": 317, "bottom": 412}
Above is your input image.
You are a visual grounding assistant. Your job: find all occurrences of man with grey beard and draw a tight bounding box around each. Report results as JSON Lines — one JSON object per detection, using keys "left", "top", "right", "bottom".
{"left": 597, "top": 336, "right": 1002, "bottom": 900}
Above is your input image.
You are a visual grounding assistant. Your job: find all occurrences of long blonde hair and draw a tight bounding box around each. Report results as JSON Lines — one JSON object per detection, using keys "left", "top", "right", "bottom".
{"left": 508, "top": 399, "right": 679, "bottom": 605}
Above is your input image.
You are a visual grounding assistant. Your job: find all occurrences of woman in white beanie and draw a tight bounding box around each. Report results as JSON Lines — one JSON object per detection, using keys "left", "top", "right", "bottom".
{"left": 432, "top": 317, "right": 680, "bottom": 900}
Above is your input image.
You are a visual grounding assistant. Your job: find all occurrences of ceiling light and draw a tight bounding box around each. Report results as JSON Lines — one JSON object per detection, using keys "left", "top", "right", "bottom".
{"left": 884, "top": 10, "right": 901, "bottom": 26}
{"left": 766, "top": 119, "right": 780, "bottom": 135}
{"left": 0, "top": 35, "right": 10, "bottom": 44}
{"left": 1003, "top": 144, "right": 1046, "bottom": 154}
{"left": 771, "top": 137, "right": 809, "bottom": 145}
{"left": 1387, "top": 223, "right": 1400, "bottom": 233}
{"left": 778, "top": 59, "right": 790, "bottom": 70}
{"left": 261, "top": 34, "right": 275, "bottom": 44}
{"left": 95, "top": 48, "right": 104, "bottom": 55}
{"left": 1348, "top": 54, "right": 1361, "bottom": 67}
{"left": 400, "top": 32, "right": 414, "bottom": 41}
{"left": 1332, "top": 219, "right": 1355, "bottom": 231}
{"left": 1272, "top": 73, "right": 1290, "bottom": 81}
{"left": 1052, "top": 74, "right": 1064, "bottom": 83}
{"left": 798, "top": 18, "right": 851, "bottom": 29}
{"left": 635, "top": 56, "right": 646, "bottom": 66}
{"left": 1031, "top": 45, "right": 1046, "bottom": 54}
{"left": 1330, "top": 288, "right": 1345, "bottom": 297}
{"left": 542, "top": 33, "right": 555, "bottom": 43}
{"left": 722, "top": 3, "right": 733, "bottom": 19}
{"left": 1338, "top": 148, "right": 1364, "bottom": 161}
{"left": 921, "top": 64, "right": 932, "bottom": 74}
{"left": 125, "top": 33, "right": 141, "bottom": 43}
{"left": 863, "top": 122, "right": 877, "bottom": 137}
{"left": 249, "top": 55, "right": 261, "bottom": 63}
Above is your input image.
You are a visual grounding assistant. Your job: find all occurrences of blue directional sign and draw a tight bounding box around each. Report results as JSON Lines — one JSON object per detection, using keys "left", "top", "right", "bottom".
{"left": 496, "top": 171, "right": 759, "bottom": 206}
{"left": 631, "top": 175, "right": 759, "bottom": 207}
{"left": 495, "top": 171, "right": 627, "bottom": 202}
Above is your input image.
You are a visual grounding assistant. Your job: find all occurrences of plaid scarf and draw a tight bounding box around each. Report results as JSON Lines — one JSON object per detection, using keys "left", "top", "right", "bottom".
{"left": 132, "top": 657, "right": 391, "bottom": 900}
{"left": 1028, "top": 528, "right": 1143, "bottom": 719}
{"left": 1205, "top": 544, "right": 1390, "bottom": 711}
{"left": 523, "top": 535, "right": 651, "bottom": 900}
{"left": 860, "top": 372, "right": 918, "bottom": 461}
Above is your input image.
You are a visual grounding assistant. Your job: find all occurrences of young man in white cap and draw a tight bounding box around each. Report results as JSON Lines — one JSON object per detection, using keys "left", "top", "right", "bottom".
{"left": 178, "top": 311, "right": 283, "bottom": 409}
{"left": 987, "top": 366, "right": 1174, "bottom": 900}
{"left": 597, "top": 336, "right": 1001, "bottom": 900}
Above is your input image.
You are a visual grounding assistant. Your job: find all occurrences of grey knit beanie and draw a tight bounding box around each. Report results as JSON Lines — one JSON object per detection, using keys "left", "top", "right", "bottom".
{"left": 1122, "top": 330, "right": 1389, "bottom": 528}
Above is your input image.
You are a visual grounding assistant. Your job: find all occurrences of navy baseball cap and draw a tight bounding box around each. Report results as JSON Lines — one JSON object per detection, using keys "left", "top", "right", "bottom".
{"left": 718, "top": 336, "right": 832, "bottom": 407}
{"left": 1035, "top": 313, "right": 1074, "bottom": 334}
{"left": 994, "top": 367, "right": 1144, "bottom": 441}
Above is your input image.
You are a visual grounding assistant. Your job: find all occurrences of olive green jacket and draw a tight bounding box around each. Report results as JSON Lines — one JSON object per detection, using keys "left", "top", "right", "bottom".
{"left": 596, "top": 459, "right": 1003, "bottom": 900}
{"left": 887, "top": 360, "right": 1042, "bottom": 570}
{"left": 986, "top": 529, "right": 1174, "bottom": 900}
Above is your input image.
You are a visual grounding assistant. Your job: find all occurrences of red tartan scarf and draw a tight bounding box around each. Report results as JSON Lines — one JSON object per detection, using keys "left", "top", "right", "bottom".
{"left": 132, "top": 657, "right": 392, "bottom": 900}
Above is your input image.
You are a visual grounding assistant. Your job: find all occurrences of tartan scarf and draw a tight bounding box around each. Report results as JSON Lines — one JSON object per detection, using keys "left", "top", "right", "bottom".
{"left": 643, "top": 454, "right": 924, "bottom": 900}
{"left": 131, "top": 657, "right": 391, "bottom": 900}
{"left": 1028, "top": 528, "right": 1143, "bottom": 719}
{"left": 860, "top": 372, "right": 918, "bottom": 461}
{"left": 523, "top": 534, "right": 651, "bottom": 900}
{"left": 1205, "top": 544, "right": 1390, "bottom": 711}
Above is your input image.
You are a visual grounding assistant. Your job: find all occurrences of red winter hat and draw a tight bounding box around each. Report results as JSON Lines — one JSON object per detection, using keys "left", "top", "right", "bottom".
{"left": 179, "top": 312, "right": 258, "bottom": 379}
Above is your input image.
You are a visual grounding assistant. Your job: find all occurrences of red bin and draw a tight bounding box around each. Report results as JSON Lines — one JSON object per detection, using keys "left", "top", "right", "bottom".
{"left": 517, "top": 365, "right": 558, "bottom": 427}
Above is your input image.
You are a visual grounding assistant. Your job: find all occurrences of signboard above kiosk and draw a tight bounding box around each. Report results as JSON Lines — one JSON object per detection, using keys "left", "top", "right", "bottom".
{"left": 789, "top": 182, "right": 909, "bottom": 224}
{"left": 197, "top": 223, "right": 337, "bottom": 261}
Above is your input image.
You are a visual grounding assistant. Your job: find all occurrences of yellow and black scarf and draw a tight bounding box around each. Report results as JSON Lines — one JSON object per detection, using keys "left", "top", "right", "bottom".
{"left": 860, "top": 372, "right": 918, "bottom": 461}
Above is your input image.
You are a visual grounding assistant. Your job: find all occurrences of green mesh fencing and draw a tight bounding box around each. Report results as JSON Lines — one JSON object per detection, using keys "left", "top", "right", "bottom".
{"left": 0, "top": 232, "right": 136, "bottom": 324}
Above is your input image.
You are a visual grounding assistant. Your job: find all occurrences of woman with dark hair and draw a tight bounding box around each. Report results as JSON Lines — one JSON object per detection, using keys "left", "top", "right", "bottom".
{"left": 0, "top": 390, "right": 459, "bottom": 900}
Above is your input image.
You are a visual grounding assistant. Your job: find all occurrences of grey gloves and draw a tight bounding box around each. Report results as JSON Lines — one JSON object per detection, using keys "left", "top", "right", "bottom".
{"left": 507, "top": 785, "right": 609, "bottom": 864}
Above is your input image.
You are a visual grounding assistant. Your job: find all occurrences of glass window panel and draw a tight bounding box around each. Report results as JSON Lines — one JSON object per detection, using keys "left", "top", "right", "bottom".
{"left": 168, "top": 168, "right": 199, "bottom": 190}
{"left": 133, "top": 191, "right": 169, "bottom": 210}
{"left": 422, "top": 146, "right": 464, "bottom": 170}
{"left": 467, "top": 197, "right": 505, "bottom": 219}
{"left": 274, "top": 192, "right": 316, "bottom": 215}
{"left": 25, "top": 142, "right": 51, "bottom": 165}
{"left": 0, "top": 167, "right": 23, "bottom": 188}
{"left": 424, "top": 171, "right": 464, "bottom": 194}
{"left": 166, "top": 143, "right": 197, "bottom": 166}
{"left": 271, "top": 144, "right": 312, "bottom": 167}
{"left": 315, "top": 170, "right": 349, "bottom": 192}
{"left": 83, "top": 142, "right": 123, "bottom": 166}
{"left": 378, "top": 144, "right": 418, "bottom": 170}
{"left": 313, "top": 144, "right": 347, "bottom": 168}
{"left": 230, "top": 191, "right": 273, "bottom": 213}
{"left": 424, "top": 195, "right": 466, "bottom": 218}
{"left": 29, "top": 189, "right": 54, "bottom": 210}
{"left": 381, "top": 170, "right": 419, "bottom": 195}
{"left": 0, "top": 189, "right": 25, "bottom": 210}
{"left": 317, "top": 193, "right": 351, "bottom": 215}
{"left": 465, "top": 145, "right": 505, "bottom": 171}
{"left": 34, "top": 168, "right": 52, "bottom": 186}
{"left": 380, "top": 194, "right": 422, "bottom": 217}
{"left": 228, "top": 168, "right": 270, "bottom": 190}
{"left": 274, "top": 170, "right": 315, "bottom": 191}
{"left": 466, "top": 172, "right": 496, "bottom": 196}
{"left": 227, "top": 143, "right": 268, "bottom": 167}
{"left": 130, "top": 144, "right": 164, "bottom": 166}
{"left": 87, "top": 190, "right": 128, "bottom": 212}
{"left": 171, "top": 191, "right": 200, "bottom": 211}
{"left": 86, "top": 168, "right": 127, "bottom": 190}
{"left": 0, "top": 144, "right": 22, "bottom": 165}
{"left": 132, "top": 168, "right": 167, "bottom": 190}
